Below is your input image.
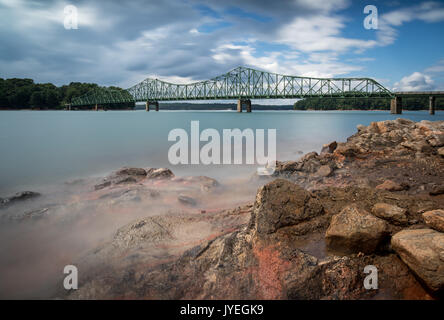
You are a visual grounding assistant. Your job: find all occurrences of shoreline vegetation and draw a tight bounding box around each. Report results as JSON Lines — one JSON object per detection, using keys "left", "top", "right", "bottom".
{"left": 1, "top": 77, "right": 443, "bottom": 111}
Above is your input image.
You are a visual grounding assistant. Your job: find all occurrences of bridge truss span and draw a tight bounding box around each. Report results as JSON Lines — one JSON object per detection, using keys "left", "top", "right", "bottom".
{"left": 71, "top": 66, "right": 394, "bottom": 107}
{"left": 126, "top": 66, "right": 393, "bottom": 102}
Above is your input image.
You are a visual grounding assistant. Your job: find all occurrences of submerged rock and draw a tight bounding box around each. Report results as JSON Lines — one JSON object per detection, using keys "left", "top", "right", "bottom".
{"left": 0, "top": 191, "right": 41, "bottom": 207}
{"left": 325, "top": 204, "right": 389, "bottom": 255}
{"left": 392, "top": 229, "right": 444, "bottom": 291}
{"left": 178, "top": 195, "right": 197, "bottom": 206}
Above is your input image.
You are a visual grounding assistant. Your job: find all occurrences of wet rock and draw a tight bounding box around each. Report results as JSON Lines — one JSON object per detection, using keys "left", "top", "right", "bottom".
{"left": 115, "top": 167, "right": 147, "bottom": 177}
{"left": 0, "top": 191, "right": 41, "bottom": 206}
{"left": 321, "top": 141, "right": 337, "bottom": 155}
{"left": 376, "top": 180, "right": 408, "bottom": 192}
{"left": 391, "top": 229, "right": 444, "bottom": 291}
{"left": 146, "top": 168, "right": 174, "bottom": 180}
{"left": 325, "top": 204, "right": 389, "bottom": 255}
{"left": 178, "top": 195, "right": 197, "bottom": 206}
{"left": 250, "top": 179, "right": 323, "bottom": 235}
{"left": 371, "top": 203, "right": 408, "bottom": 225}
{"left": 94, "top": 181, "right": 112, "bottom": 191}
{"left": 422, "top": 210, "right": 444, "bottom": 232}
{"left": 183, "top": 176, "right": 219, "bottom": 192}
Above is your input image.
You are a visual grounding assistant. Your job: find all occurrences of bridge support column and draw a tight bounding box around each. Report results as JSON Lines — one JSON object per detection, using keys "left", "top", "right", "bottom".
{"left": 429, "top": 96, "right": 435, "bottom": 115}
{"left": 237, "top": 99, "right": 251, "bottom": 113}
{"left": 390, "top": 97, "right": 402, "bottom": 114}
{"left": 145, "top": 101, "right": 159, "bottom": 112}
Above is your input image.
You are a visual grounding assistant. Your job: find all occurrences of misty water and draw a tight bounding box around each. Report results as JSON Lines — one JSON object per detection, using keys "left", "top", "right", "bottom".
{"left": 0, "top": 109, "right": 443, "bottom": 299}
{"left": 1, "top": 109, "right": 443, "bottom": 194}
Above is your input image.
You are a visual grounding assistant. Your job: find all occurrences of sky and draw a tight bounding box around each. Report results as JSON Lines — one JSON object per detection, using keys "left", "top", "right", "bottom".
{"left": 1, "top": 0, "right": 444, "bottom": 100}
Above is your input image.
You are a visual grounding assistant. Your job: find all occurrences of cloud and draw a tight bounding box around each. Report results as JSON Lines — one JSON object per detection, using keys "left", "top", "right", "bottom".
{"left": 425, "top": 59, "right": 444, "bottom": 73}
{"left": 0, "top": 0, "right": 442, "bottom": 92}
{"left": 377, "top": 1, "right": 444, "bottom": 45}
{"left": 393, "top": 72, "right": 435, "bottom": 91}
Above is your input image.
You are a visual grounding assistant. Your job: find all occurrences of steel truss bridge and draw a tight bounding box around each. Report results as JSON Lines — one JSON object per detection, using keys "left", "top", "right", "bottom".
{"left": 70, "top": 66, "right": 442, "bottom": 114}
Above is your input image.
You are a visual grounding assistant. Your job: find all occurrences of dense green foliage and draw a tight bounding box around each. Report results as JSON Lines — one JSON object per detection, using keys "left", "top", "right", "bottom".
{"left": 0, "top": 78, "right": 134, "bottom": 109}
{"left": 293, "top": 97, "right": 444, "bottom": 110}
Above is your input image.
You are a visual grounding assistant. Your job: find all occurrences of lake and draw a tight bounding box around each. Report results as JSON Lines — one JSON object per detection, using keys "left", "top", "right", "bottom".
{"left": 0, "top": 109, "right": 443, "bottom": 194}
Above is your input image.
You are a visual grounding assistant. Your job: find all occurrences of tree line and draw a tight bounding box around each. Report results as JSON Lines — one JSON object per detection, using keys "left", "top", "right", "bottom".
{"left": 293, "top": 97, "right": 444, "bottom": 111}
{"left": 0, "top": 78, "right": 134, "bottom": 109}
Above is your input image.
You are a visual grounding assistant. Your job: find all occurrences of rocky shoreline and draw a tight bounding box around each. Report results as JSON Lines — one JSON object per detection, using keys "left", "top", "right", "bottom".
{"left": 1, "top": 118, "right": 443, "bottom": 300}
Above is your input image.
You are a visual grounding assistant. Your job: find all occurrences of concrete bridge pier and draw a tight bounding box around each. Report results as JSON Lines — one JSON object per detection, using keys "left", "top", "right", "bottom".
{"left": 429, "top": 96, "right": 436, "bottom": 115}
{"left": 237, "top": 99, "right": 251, "bottom": 112}
{"left": 390, "top": 96, "right": 402, "bottom": 114}
{"left": 145, "top": 101, "right": 159, "bottom": 112}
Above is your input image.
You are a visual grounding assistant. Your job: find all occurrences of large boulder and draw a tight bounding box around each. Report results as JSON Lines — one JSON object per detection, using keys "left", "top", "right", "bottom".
{"left": 250, "top": 179, "right": 323, "bottom": 235}
{"left": 325, "top": 204, "right": 389, "bottom": 255}
{"left": 422, "top": 210, "right": 444, "bottom": 232}
{"left": 371, "top": 203, "right": 408, "bottom": 225}
{"left": 391, "top": 229, "right": 444, "bottom": 291}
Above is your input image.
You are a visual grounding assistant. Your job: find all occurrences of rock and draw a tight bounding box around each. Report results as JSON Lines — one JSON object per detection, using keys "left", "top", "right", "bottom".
{"left": 0, "top": 191, "right": 41, "bottom": 206}
{"left": 94, "top": 167, "right": 149, "bottom": 190}
{"left": 334, "top": 144, "right": 358, "bottom": 158}
{"left": 112, "top": 216, "right": 174, "bottom": 249}
{"left": 185, "top": 176, "right": 219, "bottom": 192}
{"left": 146, "top": 168, "right": 174, "bottom": 180}
{"left": 94, "top": 181, "right": 112, "bottom": 190}
{"left": 401, "top": 140, "right": 433, "bottom": 153}
{"left": 325, "top": 204, "right": 389, "bottom": 255}
{"left": 422, "top": 210, "right": 444, "bottom": 232}
{"left": 314, "top": 165, "right": 332, "bottom": 177}
{"left": 426, "top": 133, "right": 444, "bottom": 147}
{"left": 250, "top": 179, "right": 323, "bottom": 235}
{"left": 178, "top": 195, "right": 197, "bottom": 206}
{"left": 430, "top": 184, "right": 444, "bottom": 196}
{"left": 438, "top": 147, "right": 444, "bottom": 157}
{"left": 115, "top": 167, "right": 147, "bottom": 177}
{"left": 391, "top": 229, "right": 444, "bottom": 291}
{"left": 375, "top": 180, "right": 408, "bottom": 192}
{"left": 371, "top": 203, "right": 408, "bottom": 225}
{"left": 321, "top": 141, "right": 337, "bottom": 154}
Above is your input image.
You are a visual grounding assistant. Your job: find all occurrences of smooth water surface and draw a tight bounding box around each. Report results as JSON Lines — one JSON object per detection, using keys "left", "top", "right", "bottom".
{"left": 1, "top": 110, "right": 443, "bottom": 194}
